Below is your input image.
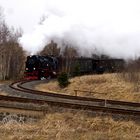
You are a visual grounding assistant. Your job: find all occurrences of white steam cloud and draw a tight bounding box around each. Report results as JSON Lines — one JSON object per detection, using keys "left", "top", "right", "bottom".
{"left": 19, "top": 0, "right": 140, "bottom": 59}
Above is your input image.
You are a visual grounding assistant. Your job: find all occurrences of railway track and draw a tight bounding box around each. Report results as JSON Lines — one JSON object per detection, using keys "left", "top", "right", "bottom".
{"left": 2, "top": 80, "right": 139, "bottom": 116}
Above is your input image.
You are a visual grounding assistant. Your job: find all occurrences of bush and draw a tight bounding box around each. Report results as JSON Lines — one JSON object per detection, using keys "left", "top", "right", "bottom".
{"left": 58, "top": 72, "right": 70, "bottom": 88}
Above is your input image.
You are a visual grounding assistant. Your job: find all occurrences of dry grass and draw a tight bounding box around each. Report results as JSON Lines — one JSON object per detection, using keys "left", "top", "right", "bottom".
{"left": 1, "top": 74, "right": 140, "bottom": 139}
{"left": 0, "top": 92, "right": 8, "bottom": 96}
{"left": 0, "top": 80, "right": 13, "bottom": 84}
{"left": 0, "top": 111, "right": 140, "bottom": 140}
{"left": 36, "top": 73, "right": 140, "bottom": 102}
{"left": 0, "top": 107, "right": 43, "bottom": 117}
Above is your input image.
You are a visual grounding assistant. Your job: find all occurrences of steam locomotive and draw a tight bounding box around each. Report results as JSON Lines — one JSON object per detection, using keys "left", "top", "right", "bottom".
{"left": 24, "top": 55, "right": 124, "bottom": 80}
{"left": 24, "top": 55, "right": 58, "bottom": 80}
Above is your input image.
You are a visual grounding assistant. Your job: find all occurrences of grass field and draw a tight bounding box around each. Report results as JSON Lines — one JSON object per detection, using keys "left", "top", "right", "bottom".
{"left": 36, "top": 73, "right": 140, "bottom": 102}
{"left": 0, "top": 74, "right": 140, "bottom": 139}
{"left": 0, "top": 110, "right": 140, "bottom": 140}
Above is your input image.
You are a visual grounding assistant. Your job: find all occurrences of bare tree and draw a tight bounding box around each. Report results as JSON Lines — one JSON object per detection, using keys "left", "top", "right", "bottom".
{"left": 0, "top": 8, "right": 25, "bottom": 80}
{"left": 0, "top": 20, "right": 10, "bottom": 79}
{"left": 40, "top": 40, "right": 60, "bottom": 56}
{"left": 62, "top": 45, "right": 78, "bottom": 73}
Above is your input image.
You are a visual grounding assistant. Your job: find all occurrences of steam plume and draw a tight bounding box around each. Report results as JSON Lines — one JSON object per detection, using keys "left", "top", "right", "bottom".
{"left": 19, "top": 0, "right": 140, "bottom": 59}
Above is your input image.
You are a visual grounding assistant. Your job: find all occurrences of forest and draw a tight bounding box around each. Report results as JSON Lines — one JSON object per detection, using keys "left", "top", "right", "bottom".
{"left": 0, "top": 8, "right": 25, "bottom": 80}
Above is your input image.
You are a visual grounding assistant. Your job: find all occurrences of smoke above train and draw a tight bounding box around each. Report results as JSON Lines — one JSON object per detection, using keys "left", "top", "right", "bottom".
{"left": 19, "top": 0, "right": 140, "bottom": 59}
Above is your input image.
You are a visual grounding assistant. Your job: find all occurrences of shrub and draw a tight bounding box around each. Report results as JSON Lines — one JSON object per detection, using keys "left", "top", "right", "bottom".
{"left": 58, "top": 72, "right": 70, "bottom": 88}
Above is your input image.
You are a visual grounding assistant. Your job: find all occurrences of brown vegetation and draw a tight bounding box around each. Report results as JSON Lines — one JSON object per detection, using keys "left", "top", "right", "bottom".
{"left": 1, "top": 73, "right": 139, "bottom": 139}
{"left": 0, "top": 91, "right": 8, "bottom": 96}
{"left": 0, "top": 108, "right": 42, "bottom": 117}
{"left": 0, "top": 110, "right": 139, "bottom": 140}
{"left": 36, "top": 73, "right": 140, "bottom": 102}
{"left": 119, "top": 58, "right": 140, "bottom": 92}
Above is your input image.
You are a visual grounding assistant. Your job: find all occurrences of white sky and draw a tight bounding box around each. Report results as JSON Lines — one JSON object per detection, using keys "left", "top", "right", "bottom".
{"left": 0, "top": 0, "right": 47, "bottom": 33}
{"left": 1, "top": 0, "right": 140, "bottom": 58}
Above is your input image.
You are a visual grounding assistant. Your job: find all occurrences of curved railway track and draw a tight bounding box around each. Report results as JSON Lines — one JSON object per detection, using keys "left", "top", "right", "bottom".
{"left": 1, "top": 80, "right": 140, "bottom": 116}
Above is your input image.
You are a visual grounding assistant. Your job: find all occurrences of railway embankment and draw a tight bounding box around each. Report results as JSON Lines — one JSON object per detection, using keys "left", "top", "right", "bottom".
{"left": 36, "top": 73, "right": 140, "bottom": 103}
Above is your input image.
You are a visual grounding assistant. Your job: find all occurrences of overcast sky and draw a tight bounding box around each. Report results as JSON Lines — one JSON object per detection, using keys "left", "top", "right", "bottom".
{"left": 0, "top": 0, "right": 47, "bottom": 33}
{"left": 1, "top": 0, "right": 140, "bottom": 58}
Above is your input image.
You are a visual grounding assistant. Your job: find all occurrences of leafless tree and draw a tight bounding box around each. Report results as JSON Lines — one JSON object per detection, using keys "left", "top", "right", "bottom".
{"left": 0, "top": 8, "right": 25, "bottom": 80}
{"left": 62, "top": 45, "right": 78, "bottom": 74}
{"left": 40, "top": 40, "right": 60, "bottom": 56}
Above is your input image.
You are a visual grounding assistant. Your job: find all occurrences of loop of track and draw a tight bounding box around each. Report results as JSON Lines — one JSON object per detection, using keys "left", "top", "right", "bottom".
{"left": 2, "top": 80, "right": 140, "bottom": 115}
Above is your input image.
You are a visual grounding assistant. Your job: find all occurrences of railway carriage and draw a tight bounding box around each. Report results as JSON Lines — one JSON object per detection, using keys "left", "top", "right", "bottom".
{"left": 72, "top": 57, "right": 124, "bottom": 75}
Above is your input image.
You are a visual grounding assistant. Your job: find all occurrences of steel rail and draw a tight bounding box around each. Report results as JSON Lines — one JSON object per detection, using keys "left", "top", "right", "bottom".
{"left": 17, "top": 80, "right": 140, "bottom": 108}
{"left": 8, "top": 80, "right": 140, "bottom": 116}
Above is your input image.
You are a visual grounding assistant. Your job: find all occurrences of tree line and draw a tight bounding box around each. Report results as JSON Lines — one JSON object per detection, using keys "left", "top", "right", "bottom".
{"left": 0, "top": 8, "right": 25, "bottom": 80}
{"left": 0, "top": 7, "right": 79, "bottom": 80}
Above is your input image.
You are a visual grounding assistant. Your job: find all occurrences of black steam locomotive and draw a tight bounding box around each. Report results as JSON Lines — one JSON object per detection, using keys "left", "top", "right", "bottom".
{"left": 24, "top": 55, "right": 124, "bottom": 80}
{"left": 24, "top": 55, "right": 58, "bottom": 80}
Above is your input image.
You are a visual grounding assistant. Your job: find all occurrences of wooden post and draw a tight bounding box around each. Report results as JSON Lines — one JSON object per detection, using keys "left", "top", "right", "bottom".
{"left": 105, "top": 99, "right": 107, "bottom": 107}
{"left": 89, "top": 90, "right": 91, "bottom": 95}
{"left": 74, "top": 90, "right": 77, "bottom": 96}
